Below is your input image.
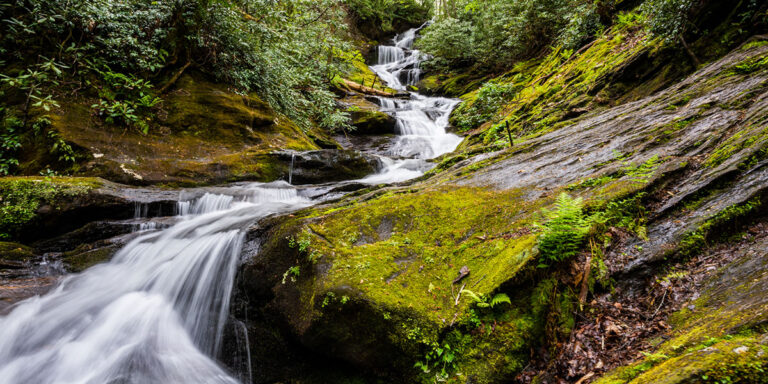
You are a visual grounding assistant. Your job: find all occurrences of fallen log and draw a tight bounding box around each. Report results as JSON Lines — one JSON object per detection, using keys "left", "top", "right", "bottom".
{"left": 341, "top": 79, "right": 394, "bottom": 97}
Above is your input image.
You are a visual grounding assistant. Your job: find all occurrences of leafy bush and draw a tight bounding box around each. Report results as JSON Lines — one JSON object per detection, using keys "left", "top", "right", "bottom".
{"left": 640, "top": 0, "right": 696, "bottom": 42}
{"left": 558, "top": 1, "right": 603, "bottom": 50}
{"left": 418, "top": 0, "right": 603, "bottom": 70}
{"left": 345, "top": 0, "right": 432, "bottom": 34}
{"left": 1, "top": 0, "right": 356, "bottom": 132}
{"left": 0, "top": 178, "right": 93, "bottom": 239}
{"left": 414, "top": 342, "right": 458, "bottom": 381}
{"left": 0, "top": 110, "right": 23, "bottom": 175}
{"left": 451, "top": 79, "right": 525, "bottom": 132}
{"left": 89, "top": 67, "right": 161, "bottom": 133}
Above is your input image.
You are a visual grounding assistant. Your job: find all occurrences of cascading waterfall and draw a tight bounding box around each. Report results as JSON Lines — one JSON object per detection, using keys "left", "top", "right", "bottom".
{"left": 364, "top": 26, "right": 462, "bottom": 184}
{"left": 0, "top": 26, "right": 463, "bottom": 384}
{"left": 0, "top": 182, "right": 311, "bottom": 384}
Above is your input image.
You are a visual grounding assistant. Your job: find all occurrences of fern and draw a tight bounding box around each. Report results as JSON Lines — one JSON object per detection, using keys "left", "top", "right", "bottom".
{"left": 536, "top": 193, "right": 591, "bottom": 265}
{"left": 489, "top": 293, "right": 511, "bottom": 307}
{"left": 460, "top": 289, "right": 484, "bottom": 303}
{"left": 460, "top": 289, "right": 511, "bottom": 308}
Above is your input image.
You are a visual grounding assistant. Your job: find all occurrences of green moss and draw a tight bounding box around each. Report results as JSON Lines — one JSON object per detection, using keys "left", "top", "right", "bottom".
{"left": 301, "top": 187, "right": 540, "bottom": 326}
{"left": 350, "top": 110, "right": 392, "bottom": 133}
{"left": 597, "top": 335, "right": 768, "bottom": 384}
{"left": 436, "top": 19, "right": 658, "bottom": 150}
{"left": 63, "top": 244, "right": 119, "bottom": 272}
{"left": 0, "top": 177, "right": 101, "bottom": 239}
{"left": 418, "top": 72, "right": 489, "bottom": 98}
{"left": 675, "top": 196, "right": 764, "bottom": 258}
{"left": 725, "top": 55, "right": 768, "bottom": 76}
{"left": 432, "top": 312, "right": 536, "bottom": 383}
{"left": 706, "top": 124, "right": 768, "bottom": 168}
{"left": 342, "top": 50, "right": 396, "bottom": 94}
{"left": 0, "top": 241, "right": 35, "bottom": 262}
{"left": 44, "top": 73, "right": 322, "bottom": 186}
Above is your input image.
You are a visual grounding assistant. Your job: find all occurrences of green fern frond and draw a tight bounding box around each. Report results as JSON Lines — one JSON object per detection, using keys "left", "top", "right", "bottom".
{"left": 489, "top": 293, "right": 511, "bottom": 308}
{"left": 460, "top": 288, "right": 485, "bottom": 303}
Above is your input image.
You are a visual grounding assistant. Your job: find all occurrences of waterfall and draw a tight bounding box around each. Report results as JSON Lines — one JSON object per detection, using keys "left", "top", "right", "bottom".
{"left": 0, "top": 182, "right": 311, "bottom": 384}
{"left": 288, "top": 153, "right": 295, "bottom": 185}
{"left": 363, "top": 26, "right": 462, "bottom": 184}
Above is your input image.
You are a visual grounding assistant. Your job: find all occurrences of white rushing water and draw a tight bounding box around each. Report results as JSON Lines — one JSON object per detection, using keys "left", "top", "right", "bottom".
{"left": 363, "top": 26, "right": 462, "bottom": 184}
{"left": 0, "top": 182, "right": 311, "bottom": 384}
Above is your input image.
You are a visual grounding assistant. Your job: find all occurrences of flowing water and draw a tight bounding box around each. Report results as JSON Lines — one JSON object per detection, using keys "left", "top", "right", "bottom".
{"left": 0, "top": 183, "right": 312, "bottom": 384}
{"left": 0, "top": 27, "right": 461, "bottom": 384}
{"left": 363, "top": 25, "right": 462, "bottom": 184}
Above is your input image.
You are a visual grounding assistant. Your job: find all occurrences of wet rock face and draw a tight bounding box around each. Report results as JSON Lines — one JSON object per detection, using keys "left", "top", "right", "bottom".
{"left": 275, "top": 150, "right": 382, "bottom": 185}
{"left": 229, "top": 217, "right": 420, "bottom": 383}
{"left": 341, "top": 95, "right": 399, "bottom": 135}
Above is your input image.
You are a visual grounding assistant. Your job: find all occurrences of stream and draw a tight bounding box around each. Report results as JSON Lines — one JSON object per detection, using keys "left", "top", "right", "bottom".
{"left": 0, "top": 27, "right": 460, "bottom": 384}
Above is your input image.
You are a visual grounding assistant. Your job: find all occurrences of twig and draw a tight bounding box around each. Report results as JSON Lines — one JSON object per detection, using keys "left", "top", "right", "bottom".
{"left": 159, "top": 60, "right": 191, "bottom": 94}
{"left": 454, "top": 282, "right": 466, "bottom": 306}
{"left": 471, "top": 274, "right": 486, "bottom": 288}
{"left": 652, "top": 288, "right": 668, "bottom": 319}
{"left": 449, "top": 312, "right": 459, "bottom": 327}
{"left": 575, "top": 372, "right": 595, "bottom": 384}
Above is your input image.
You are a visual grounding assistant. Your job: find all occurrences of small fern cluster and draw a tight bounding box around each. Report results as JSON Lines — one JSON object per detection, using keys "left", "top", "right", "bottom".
{"left": 536, "top": 193, "right": 593, "bottom": 266}
{"left": 460, "top": 289, "right": 511, "bottom": 308}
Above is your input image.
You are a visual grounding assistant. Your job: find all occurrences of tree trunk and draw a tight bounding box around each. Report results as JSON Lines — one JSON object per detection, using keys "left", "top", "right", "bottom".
{"left": 679, "top": 34, "right": 701, "bottom": 67}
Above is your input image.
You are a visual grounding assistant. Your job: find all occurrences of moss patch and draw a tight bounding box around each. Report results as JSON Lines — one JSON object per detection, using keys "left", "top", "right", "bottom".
{"left": 0, "top": 241, "right": 35, "bottom": 263}
{"left": 43, "top": 73, "right": 322, "bottom": 185}
{"left": 297, "top": 187, "right": 540, "bottom": 325}
{"left": 63, "top": 244, "right": 120, "bottom": 272}
{"left": 0, "top": 177, "right": 101, "bottom": 239}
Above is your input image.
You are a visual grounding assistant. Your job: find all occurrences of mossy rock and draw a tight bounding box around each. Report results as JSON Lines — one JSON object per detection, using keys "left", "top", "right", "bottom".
{"left": 34, "top": 72, "right": 330, "bottom": 186}
{"left": 63, "top": 243, "right": 121, "bottom": 272}
{"left": 416, "top": 73, "right": 487, "bottom": 97}
{"left": 236, "top": 186, "right": 544, "bottom": 382}
{"left": 0, "top": 177, "right": 100, "bottom": 240}
{"left": 350, "top": 110, "right": 397, "bottom": 135}
{"left": 0, "top": 177, "right": 177, "bottom": 242}
{"left": 0, "top": 242, "right": 35, "bottom": 267}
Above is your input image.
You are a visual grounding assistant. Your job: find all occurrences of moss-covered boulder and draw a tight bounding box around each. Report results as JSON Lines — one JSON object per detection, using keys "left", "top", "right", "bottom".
{"left": 277, "top": 150, "right": 382, "bottom": 184}
{"left": 416, "top": 73, "right": 488, "bottom": 98}
{"left": 350, "top": 110, "right": 397, "bottom": 135}
{"left": 33, "top": 73, "right": 331, "bottom": 186}
{"left": 234, "top": 186, "right": 543, "bottom": 382}
{"left": 341, "top": 95, "right": 398, "bottom": 135}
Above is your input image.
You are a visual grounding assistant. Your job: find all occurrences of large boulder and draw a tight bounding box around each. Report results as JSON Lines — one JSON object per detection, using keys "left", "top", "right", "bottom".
{"left": 274, "top": 150, "right": 383, "bottom": 184}
{"left": 342, "top": 95, "right": 398, "bottom": 135}
{"left": 29, "top": 73, "right": 334, "bottom": 186}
